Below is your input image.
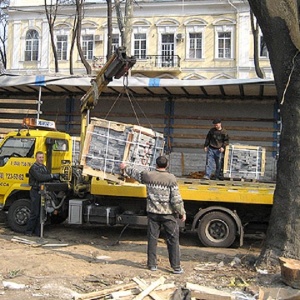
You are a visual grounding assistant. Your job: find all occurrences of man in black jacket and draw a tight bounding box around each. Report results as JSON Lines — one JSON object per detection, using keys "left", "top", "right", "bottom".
{"left": 25, "top": 151, "right": 59, "bottom": 236}
{"left": 203, "top": 119, "right": 229, "bottom": 180}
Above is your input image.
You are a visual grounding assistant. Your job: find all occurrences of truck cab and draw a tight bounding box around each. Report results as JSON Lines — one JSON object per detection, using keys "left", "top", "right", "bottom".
{"left": 0, "top": 118, "right": 72, "bottom": 232}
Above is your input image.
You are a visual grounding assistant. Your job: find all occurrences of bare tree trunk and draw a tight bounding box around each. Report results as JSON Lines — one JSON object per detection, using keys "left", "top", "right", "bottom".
{"left": 75, "top": 0, "right": 91, "bottom": 75}
{"left": 115, "top": 0, "right": 125, "bottom": 47}
{"left": 69, "top": 14, "right": 77, "bottom": 75}
{"left": 0, "top": 18, "right": 7, "bottom": 69}
{"left": 250, "top": 10, "right": 264, "bottom": 79}
{"left": 44, "top": 0, "right": 59, "bottom": 73}
{"left": 0, "top": 0, "right": 10, "bottom": 69}
{"left": 124, "top": 0, "right": 133, "bottom": 54}
{"left": 106, "top": 0, "right": 112, "bottom": 60}
{"left": 248, "top": 0, "right": 300, "bottom": 267}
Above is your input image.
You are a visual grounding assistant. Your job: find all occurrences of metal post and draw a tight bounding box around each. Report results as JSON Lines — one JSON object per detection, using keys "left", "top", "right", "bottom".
{"left": 39, "top": 187, "right": 46, "bottom": 240}
{"left": 37, "top": 86, "right": 42, "bottom": 119}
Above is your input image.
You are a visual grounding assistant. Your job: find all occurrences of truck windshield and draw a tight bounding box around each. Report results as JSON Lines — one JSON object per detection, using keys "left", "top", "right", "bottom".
{"left": 0, "top": 138, "right": 35, "bottom": 157}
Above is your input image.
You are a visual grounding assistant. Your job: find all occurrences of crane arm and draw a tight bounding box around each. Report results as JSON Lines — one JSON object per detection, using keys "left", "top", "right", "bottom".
{"left": 79, "top": 47, "right": 136, "bottom": 156}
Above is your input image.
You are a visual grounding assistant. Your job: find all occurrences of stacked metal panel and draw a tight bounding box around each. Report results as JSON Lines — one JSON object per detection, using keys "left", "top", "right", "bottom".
{"left": 223, "top": 144, "right": 266, "bottom": 180}
{"left": 80, "top": 118, "right": 164, "bottom": 182}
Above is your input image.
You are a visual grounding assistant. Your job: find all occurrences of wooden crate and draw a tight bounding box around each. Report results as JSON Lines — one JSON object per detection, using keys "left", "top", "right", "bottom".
{"left": 80, "top": 118, "right": 164, "bottom": 182}
{"left": 223, "top": 144, "right": 266, "bottom": 180}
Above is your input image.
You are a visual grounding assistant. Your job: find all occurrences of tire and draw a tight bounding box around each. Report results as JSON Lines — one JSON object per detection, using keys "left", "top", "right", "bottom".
{"left": 197, "top": 211, "right": 237, "bottom": 248}
{"left": 7, "top": 199, "right": 31, "bottom": 233}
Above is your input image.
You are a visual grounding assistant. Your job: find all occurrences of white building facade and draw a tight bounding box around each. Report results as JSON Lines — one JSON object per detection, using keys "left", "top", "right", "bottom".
{"left": 5, "top": 0, "right": 272, "bottom": 79}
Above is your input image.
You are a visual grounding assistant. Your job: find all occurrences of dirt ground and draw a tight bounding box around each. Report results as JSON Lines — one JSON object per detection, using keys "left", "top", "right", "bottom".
{"left": 0, "top": 212, "right": 298, "bottom": 300}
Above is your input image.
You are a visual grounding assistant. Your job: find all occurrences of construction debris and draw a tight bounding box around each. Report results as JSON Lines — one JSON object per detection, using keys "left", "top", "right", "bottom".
{"left": 11, "top": 236, "right": 68, "bottom": 247}
{"left": 11, "top": 236, "right": 44, "bottom": 247}
{"left": 73, "top": 282, "right": 137, "bottom": 300}
{"left": 186, "top": 282, "right": 234, "bottom": 300}
{"left": 132, "top": 276, "right": 165, "bottom": 300}
{"left": 279, "top": 256, "right": 300, "bottom": 289}
{"left": 132, "top": 277, "right": 164, "bottom": 300}
{"left": 2, "top": 281, "right": 26, "bottom": 290}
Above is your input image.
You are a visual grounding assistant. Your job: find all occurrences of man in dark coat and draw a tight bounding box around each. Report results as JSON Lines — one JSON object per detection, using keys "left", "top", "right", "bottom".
{"left": 203, "top": 119, "right": 229, "bottom": 180}
{"left": 26, "top": 151, "right": 59, "bottom": 236}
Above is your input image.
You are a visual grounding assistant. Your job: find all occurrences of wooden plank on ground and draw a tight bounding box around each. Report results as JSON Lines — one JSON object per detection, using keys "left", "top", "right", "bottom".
{"left": 186, "top": 282, "right": 234, "bottom": 300}
{"left": 132, "top": 277, "right": 163, "bottom": 300}
{"left": 73, "top": 282, "right": 137, "bottom": 300}
{"left": 132, "top": 276, "right": 165, "bottom": 300}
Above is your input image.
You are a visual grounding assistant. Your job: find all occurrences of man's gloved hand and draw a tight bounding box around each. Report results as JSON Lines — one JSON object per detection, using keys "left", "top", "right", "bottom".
{"left": 51, "top": 173, "right": 60, "bottom": 180}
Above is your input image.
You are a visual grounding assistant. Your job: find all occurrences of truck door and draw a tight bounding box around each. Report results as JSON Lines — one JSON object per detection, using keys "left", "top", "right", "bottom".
{"left": 0, "top": 137, "right": 35, "bottom": 207}
{"left": 45, "top": 137, "right": 71, "bottom": 174}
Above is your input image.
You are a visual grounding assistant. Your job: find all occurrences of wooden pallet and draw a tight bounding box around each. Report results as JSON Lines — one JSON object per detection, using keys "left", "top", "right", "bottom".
{"left": 223, "top": 144, "right": 266, "bottom": 180}
{"left": 80, "top": 117, "right": 164, "bottom": 182}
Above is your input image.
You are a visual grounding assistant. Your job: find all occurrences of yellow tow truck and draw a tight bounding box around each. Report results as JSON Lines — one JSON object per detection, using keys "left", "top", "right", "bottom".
{"left": 0, "top": 48, "right": 275, "bottom": 248}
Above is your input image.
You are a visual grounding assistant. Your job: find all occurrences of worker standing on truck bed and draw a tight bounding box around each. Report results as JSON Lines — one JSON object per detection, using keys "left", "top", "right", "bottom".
{"left": 25, "top": 151, "right": 59, "bottom": 236}
{"left": 120, "top": 156, "right": 186, "bottom": 274}
{"left": 203, "top": 119, "right": 229, "bottom": 180}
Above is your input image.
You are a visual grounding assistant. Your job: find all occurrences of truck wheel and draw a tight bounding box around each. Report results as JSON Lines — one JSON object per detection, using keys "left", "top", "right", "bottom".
{"left": 197, "top": 211, "right": 237, "bottom": 248}
{"left": 7, "top": 199, "right": 31, "bottom": 233}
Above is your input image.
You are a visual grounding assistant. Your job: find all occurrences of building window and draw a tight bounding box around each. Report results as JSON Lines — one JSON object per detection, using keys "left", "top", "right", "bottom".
{"left": 82, "top": 35, "right": 94, "bottom": 60}
{"left": 57, "top": 35, "right": 68, "bottom": 60}
{"left": 112, "top": 34, "right": 120, "bottom": 52}
{"left": 217, "top": 32, "right": 231, "bottom": 58}
{"left": 25, "top": 29, "right": 39, "bottom": 61}
{"left": 161, "top": 34, "right": 175, "bottom": 67}
{"left": 189, "top": 33, "right": 202, "bottom": 59}
{"left": 134, "top": 33, "right": 146, "bottom": 59}
{"left": 260, "top": 35, "right": 269, "bottom": 58}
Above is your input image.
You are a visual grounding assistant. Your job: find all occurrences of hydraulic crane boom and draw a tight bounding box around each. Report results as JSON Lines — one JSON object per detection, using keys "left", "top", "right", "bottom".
{"left": 79, "top": 47, "right": 136, "bottom": 156}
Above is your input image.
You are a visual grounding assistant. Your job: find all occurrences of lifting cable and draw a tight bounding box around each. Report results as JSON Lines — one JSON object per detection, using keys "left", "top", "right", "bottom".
{"left": 105, "top": 73, "right": 154, "bottom": 130}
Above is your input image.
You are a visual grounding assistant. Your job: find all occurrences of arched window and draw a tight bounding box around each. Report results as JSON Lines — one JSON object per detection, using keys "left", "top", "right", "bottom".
{"left": 25, "top": 30, "right": 39, "bottom": 61}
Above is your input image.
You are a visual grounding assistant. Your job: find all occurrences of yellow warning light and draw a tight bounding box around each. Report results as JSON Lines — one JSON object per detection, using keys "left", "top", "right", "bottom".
{"left": 22, "top": 118, "right": 56, "bottom": 130}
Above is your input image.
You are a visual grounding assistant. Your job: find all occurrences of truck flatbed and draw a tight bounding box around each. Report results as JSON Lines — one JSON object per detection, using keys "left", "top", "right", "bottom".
{"left": 178, "top": 178, "right": 275, "bottom": 205}
{"left": 90, "top": 177, "right": 275, "bottom": 205}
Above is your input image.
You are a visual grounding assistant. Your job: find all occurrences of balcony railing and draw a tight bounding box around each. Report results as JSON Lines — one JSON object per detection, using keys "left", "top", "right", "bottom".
{"left": 92, "top": 55, "right": 181, "bottom": 71}
{"left": 139, "top": 55, "right": 181, "bottom": 68}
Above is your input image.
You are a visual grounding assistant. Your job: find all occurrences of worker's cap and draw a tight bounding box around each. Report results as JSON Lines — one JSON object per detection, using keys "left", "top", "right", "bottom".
{"left": 212, "top": 119, "right": 221, "bottom": 124}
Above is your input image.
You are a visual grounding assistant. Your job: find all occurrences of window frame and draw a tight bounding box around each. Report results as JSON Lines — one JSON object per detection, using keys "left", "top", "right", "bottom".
{"left": 217, "top": 31, "right": 232, "bottom": 59}
{"left": 214, "top": 22, "right": 235, "bottom": 60}
{"left": 111, "top": 33, "right": 120, "bottom": 53}
{"left": 24, "top": 29, "right": 39, "bottom": 62}
{"left": 184, "top": 20, "right": 206, "bottom": 60}
{"left": 82, "top": 34, "right": 94, "bottom": 60}
{"left": 56, "top": 35, "right": 68, "bottom": 61}
{"left": 133, "top": 33, "right": 147, "bottom": 59}
{"left": 188, "top": 32, "right": 203, "bottom": 59}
